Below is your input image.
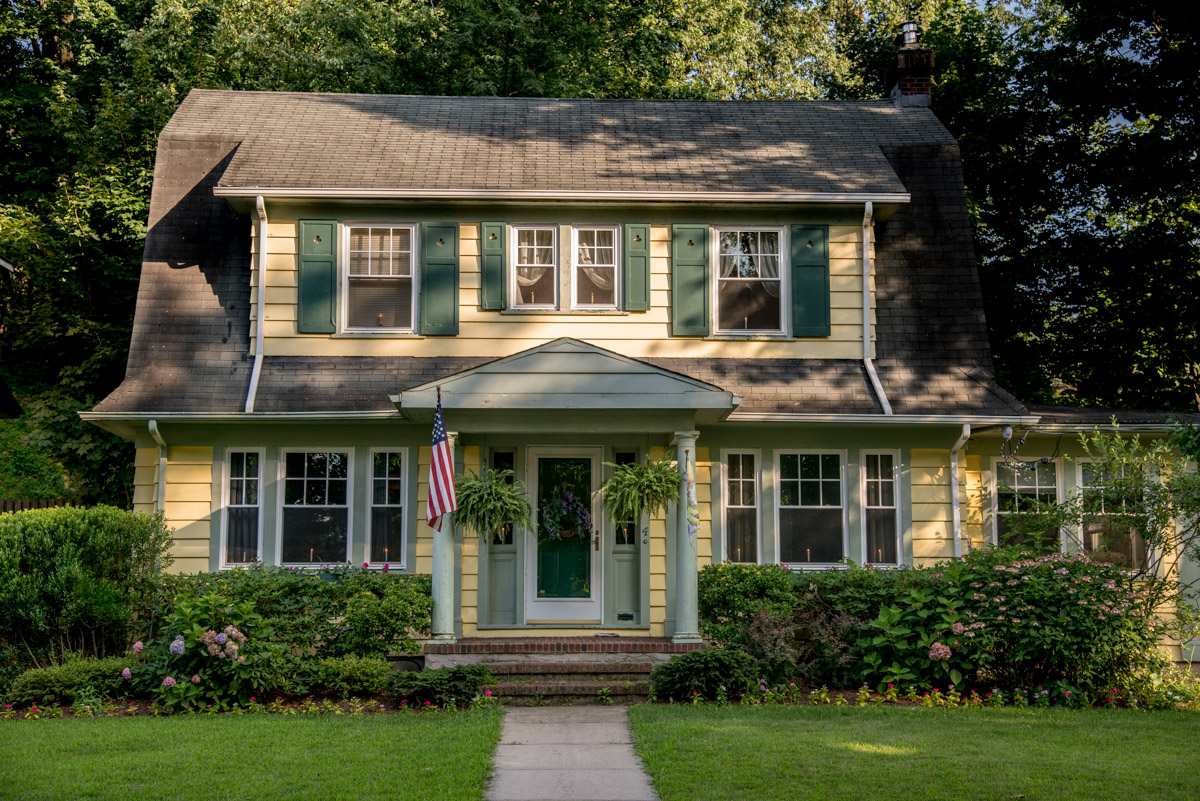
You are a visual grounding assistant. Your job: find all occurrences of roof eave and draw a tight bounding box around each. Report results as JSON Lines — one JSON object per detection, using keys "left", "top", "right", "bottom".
{"left": 212, "top": 187, "right": 912, "bottom": 205}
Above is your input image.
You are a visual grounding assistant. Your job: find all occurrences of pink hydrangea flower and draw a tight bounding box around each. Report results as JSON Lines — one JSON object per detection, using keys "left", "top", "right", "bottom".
{"left": 951, "top": 622, "right": 965, "bottom": 635}
{"left": 191, "top": 675, "right": 201, "bottom": 684}
{"left": 132, "top": 641, "right": 143, "bottom": 654}
{"left": 121, "top": 667, "right": 132, "bottom": 680}
{"left": 162, "top": 676, "right": 177, "bottom": 687}
{"left": 929, "top": 642, "right": 952, "bottom": 661}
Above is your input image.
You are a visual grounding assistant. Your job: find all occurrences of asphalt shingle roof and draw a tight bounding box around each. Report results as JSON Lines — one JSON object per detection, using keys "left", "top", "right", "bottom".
{"left": 94, "top": 91, "right": 1028, "bottom": 420}
{"left": 165, "top": 91, "right": 956, "bottom": 196}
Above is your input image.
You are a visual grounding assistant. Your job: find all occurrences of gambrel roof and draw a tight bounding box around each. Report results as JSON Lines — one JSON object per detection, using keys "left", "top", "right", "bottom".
{"left": 91, "top": 91, "right": 1025, "bottom": 421}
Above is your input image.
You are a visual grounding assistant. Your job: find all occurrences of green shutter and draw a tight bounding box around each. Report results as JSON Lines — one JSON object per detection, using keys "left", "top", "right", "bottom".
{"left": 297, "top": 220, "right": 337, "bottom": 334}
{"left": 623, "top": 223, "right": 650, "bottom": 312}
{"left": 671, "top": 225, "right": 709, "bottom": 337}
{"left": 790, "top": 225, "right": 830, "bottom": 337}
{"left": 480, "top": 222, "right": 507, "bottom": 310}
{"left": 421, "top": 222, "right": 459, "bottom": 336}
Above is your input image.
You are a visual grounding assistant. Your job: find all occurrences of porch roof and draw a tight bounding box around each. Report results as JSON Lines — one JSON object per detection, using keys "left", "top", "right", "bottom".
{"left": 391, "top": 339, "right": 740, "bottom": 423}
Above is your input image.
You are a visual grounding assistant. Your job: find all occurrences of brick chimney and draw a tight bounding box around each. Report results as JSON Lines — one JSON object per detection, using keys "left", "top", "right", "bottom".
{"left": 892, "top": 21, "right": 934, "bottom": 108}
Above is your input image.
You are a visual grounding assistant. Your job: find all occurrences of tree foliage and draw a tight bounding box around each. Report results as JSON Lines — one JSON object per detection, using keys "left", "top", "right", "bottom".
{"left": 1, "top": 1, "right": 1196, "bottom": 502}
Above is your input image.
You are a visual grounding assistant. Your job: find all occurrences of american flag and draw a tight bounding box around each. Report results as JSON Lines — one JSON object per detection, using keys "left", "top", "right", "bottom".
{"left": 426, "top": 392, "right": 457, "bottom": 532}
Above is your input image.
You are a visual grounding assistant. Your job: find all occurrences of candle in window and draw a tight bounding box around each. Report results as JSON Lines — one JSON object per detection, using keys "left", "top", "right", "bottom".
{"left": 591, "top": 292, "right": 594, "bottom": 304}
{"left": 806, "top": 548, "right": 811, "bottom": 562}
{"left": 309, "top": 548, "right": 314, "bottom": 563}
{"left": 736, "top": 546, "right": 741, "bottom": 561}
{"left": 878, "top": 548, "right": 883, "bottom": 563}
{"left": 744, "top": 316, "right": 749, "bottom": 329}
{"left": 384, "top": 547, "right": 388, "bottom": 563}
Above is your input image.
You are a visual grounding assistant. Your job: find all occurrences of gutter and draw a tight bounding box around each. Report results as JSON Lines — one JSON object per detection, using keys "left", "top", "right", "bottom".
{"left": 949, "top": 423, "right": 971, "bottom": 558}
{"left": 244, "top": 196, "right": 267, "bottom": 413}
{"left": 148, "top": 420, "right": 167, "bottom": 513}
{"left": 860, "top": 201, "right": 892, "bottom": 415}
{"left": 213, "top": 187, "right": 912, "bottom": 205}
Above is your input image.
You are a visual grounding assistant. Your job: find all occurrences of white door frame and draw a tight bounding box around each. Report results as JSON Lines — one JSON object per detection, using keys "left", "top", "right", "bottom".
{"left": 524, "top": 446, "right": 604, "bottom": 623}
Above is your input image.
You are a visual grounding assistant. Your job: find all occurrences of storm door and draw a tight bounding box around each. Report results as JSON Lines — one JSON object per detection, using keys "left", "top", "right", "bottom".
{"left": 525, "top": 448, "right": 602, "bottom": 622}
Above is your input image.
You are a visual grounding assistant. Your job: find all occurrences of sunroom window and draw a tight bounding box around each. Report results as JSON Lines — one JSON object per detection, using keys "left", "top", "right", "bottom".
{"left": 345, "top": 226, "right": 414, "bottom": 330}
{"left": 779, "top": 453, "right": 843, "bottom": 564}
{"left": 716, "top": 228, "right": 783, "bottom": 333}
{"left": 281, "top": 451, "right": 350, "bottom": 564}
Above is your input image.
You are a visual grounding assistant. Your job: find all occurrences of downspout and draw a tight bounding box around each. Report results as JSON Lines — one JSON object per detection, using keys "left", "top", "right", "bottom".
{"left": 950, "top": 423, "right": 971, "bottom": 558}
{"left": 861, "top": 201, "right": 892, "bottom": 415}
{"left": 244, "top": 196, "right": 268, "bottom": 413}
{"left": 148, "top": 420, "right": 167, "bottom": 513}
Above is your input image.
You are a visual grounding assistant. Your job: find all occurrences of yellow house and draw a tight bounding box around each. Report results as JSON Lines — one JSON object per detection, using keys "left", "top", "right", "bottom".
{"left": 81, "top": 56, "right": 1196, "bottom": 674}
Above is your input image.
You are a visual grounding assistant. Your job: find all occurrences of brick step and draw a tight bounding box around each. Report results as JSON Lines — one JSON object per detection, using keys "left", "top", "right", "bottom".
{"left": 493, "top": 679, "right": 651, "bottom": 704}
{"left": 425, "top": 636, "right": 702, "bottom": 656}
{"left": 487, "top": 661, "right": 657, "bottom": 680}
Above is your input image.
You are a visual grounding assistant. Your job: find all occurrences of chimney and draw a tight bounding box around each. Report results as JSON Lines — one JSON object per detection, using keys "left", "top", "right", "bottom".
{"left": 892, "top": 21, "right": 934, "bottom": 108}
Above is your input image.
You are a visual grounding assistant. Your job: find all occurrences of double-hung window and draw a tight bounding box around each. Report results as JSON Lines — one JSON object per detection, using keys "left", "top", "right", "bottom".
{"left": 863, "top": 452, "right": 900, "bottom": 565}
{"left": 1079, "top": 463, "right": 1148, "bottom": 571}
{"left": 573, "top": 226, "right": 619, "bottom": 309}
{"left": 778, "top": 452, "right": 844, "bottom": 564}
{"left": 280, "top": 450, "right": 351, "bottom": 564}
{"left": 715, "top": 227, "right": 785, "bottom": 334}
{"left": 512, "top": 225, "right": 557, "bottom": 308}
{"left": 368, "top": 450, "right": 406, "bottom": 567}
{"left": 724, "top": 451, "right": 759, "bottom": 563}
{"left": 224, "top": 450, "right": 263, "bottom": 565}
{"left": 344, "top": 225, "right": 416, "bottom": 330}
{"left": 993, "top": 461, "right": 1059, "bottom": 549}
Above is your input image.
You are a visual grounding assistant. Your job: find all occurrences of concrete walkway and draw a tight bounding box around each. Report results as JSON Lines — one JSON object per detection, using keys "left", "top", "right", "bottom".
{"left": 487, "top": 707, "right": 659, "bottom": 801}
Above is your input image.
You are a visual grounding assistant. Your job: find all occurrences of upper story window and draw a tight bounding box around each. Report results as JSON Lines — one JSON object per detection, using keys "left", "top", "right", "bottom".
{"left": 343, "top": 225, "right": 416, "bottom": 331}
{"left": 573, "top": 226, "right": 619, "bottom": 309}
{"left": 715, "top": 227, "right": 785, "bottom": 334}
{"left": 512, "top": 225, "right": 558, "bottom": 309}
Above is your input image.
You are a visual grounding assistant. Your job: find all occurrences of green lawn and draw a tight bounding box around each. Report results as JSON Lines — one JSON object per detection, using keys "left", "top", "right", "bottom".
{"left": 630, "top": 705, "right": 1200, "bottom": 801}
{"left": 0, "top": 709, "right": 502, "bottom": 801}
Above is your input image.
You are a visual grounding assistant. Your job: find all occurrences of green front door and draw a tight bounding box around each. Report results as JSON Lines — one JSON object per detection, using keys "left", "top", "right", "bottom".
{"left": 526, "top": 448, "right": 602, "bottom": 622}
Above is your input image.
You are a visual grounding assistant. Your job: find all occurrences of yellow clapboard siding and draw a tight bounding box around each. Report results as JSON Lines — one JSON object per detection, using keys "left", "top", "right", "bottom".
{"left": 169, "top": 537, "right": 212, "bottom": 558}
{"left": 912, "top": 484, "right": 953, "bottom": 504}
{"left": 650, "top": 573, "right": 666, "bottom": 591}
{"left": 912, "top": 502, "right": 953, "bottom": 523}
{"left": 460, "top": 223, "right": 480, "bottom": 240}
{"left": 910, "top": 449, "right": 952, "bottom": 470}
{"left": 460, "top": 238, "right": 480, "bottom": 257}
{"left": 167, "top": 446, "right": 212, "bottom": 464}
{"left": 267, "top": 237, "right": 297, "bottom": 255}
{"left": 133, "top": 502, "right": 157, "bottom": 516}
{"left": 165, "top": 501, "right": 212, "bottom": 522}
{"left": 133, "top": 486, "right": 156, "bottom": 505}
{"left": 134, "top": 447, "right": 158, "bottom": 468}
{"left": 650, "top": 225, "right": 670, "bottom": 241}
{"left": 166, "top": 483, "right": 213, "bottom": 503}
{"left": 913, "top": 540, "right": 955, "bottom": 561}
{"left": 913, "top": 520, "right": 953, "bottom": 540}
{"left": 416, "top": 555, "right": 432, "bottom": 573}
{"left": 266, "top": 305, "right": 296, "bottom": 322}
{"left": 268, "top": 221, "right": 297, "bottom": 238}
{"left": 165, "top": 464, "right": 212, "bottom": 484}
{"left": 265, "top": 286, "right": 297, "bottom": 304}
{"left": 134, "top": 466, "right": 157, "bottom": 486}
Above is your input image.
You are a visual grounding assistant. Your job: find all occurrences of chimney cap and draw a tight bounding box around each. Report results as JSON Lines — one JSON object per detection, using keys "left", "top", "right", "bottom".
{"left": 901, "top": 21, "right": 920, "bottom": 47}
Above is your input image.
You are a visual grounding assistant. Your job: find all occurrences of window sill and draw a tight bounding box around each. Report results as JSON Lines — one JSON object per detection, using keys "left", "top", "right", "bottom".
{"left": 501, "top": 309, "right": 629, "bottom": 316}
{"left": 705, "top": 333, "right": 793, "bottom": 341}
{"left": 332, "top": 332, "right": 425, "bottom": 339}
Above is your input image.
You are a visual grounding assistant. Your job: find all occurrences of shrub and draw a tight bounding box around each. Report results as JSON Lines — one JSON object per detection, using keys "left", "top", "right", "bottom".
{"left": 388, "top": 665, "right": 494, "bottom": 708}
{"left": 6, "top": 656, "right": 135, "bottom": 706}
{"left": 697, "top": 563, "right": 800, "bottom": 645}
{"left": 313, "top": 656, "right": 393, "bottom": 698}
{"left": 0, "top": 506, "right": 172, "bottom": 673}
{"left": 649, "top": 648, "right": 755, "bottom": 703}
{"left": 330, "top": 580, "right": 434, "bottom": 657}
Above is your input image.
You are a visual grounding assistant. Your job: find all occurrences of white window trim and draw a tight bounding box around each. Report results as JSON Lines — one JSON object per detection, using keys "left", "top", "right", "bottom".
{"left": 774, "top": 449, "right": 849, "bottom": 568}
{"left": 861, "top": 449, "right": 902, "bottom": 567}
{"left": 570, "top": 225, "right": 621, "bottom": 310}
{"left": 989, "top": 456, "right": 1064, "bottom": 547}
{"left": 366, "top": 448, "right": 408, "bottom": 570}
{"left": 510, "top": 224, "right": 559, "bottom": 309}
{"left": 219, "top": 447, "right": 265, "bottom": 570}
{"left": 711, "top": 225, "right": 789, "bottom": 336}
{"left": 276, "top": 447, "right": 355, "bottom": 567}
{"left": 339, "top": 222, "right": 419, "bottom": 333}
{"left": 720, "top": 448, "right": 762, "bottom": 564}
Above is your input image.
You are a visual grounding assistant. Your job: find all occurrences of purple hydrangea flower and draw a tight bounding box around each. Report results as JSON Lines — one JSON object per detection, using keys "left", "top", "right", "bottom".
{"left": 132, "top": 641, "right": 143, "bottom": 654}
{"left": 121, "top": 667, "right": 132, "bottom": 680}
{"left": 215, "top": 633, "right": 228, "bottom": 645}
{"left": 169, "top": 635, "right": 185, "bottom": 655}
{"left": 162, "top": 676, "right": 177, "bottom": 687}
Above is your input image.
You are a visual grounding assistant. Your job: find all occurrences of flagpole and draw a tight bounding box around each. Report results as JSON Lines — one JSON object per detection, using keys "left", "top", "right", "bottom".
{"left": 430, "top": 384, "right": 457, "bottom": 643}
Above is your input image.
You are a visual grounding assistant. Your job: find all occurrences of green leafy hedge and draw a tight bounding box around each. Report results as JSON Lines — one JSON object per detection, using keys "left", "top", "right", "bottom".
{"left": 649, "top": 649, "right": 755, "bottom": 703}
{"left": 313, "top": 656, "right": 393, "bottom": 699}
{"left": 389, "top": 665, "right": 494, "bottom": 708}
{"left": 697, "top": 563, "right": 800, "bottom": 644}
{"left": 6, "top": 656, "right": 135, "bottom": 706}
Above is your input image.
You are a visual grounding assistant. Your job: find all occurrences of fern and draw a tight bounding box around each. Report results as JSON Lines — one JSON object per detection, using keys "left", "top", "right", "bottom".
{"left": 599, "top": 456, "right": 679, "bottom": 524}
{"left": 453, "top": 469, "right": 535, "bottom": 539}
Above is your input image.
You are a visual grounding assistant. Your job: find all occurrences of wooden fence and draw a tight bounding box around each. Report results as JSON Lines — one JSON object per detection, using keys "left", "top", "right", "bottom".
{"left": 0, "top": 498, "right": 74, "bottom": 514}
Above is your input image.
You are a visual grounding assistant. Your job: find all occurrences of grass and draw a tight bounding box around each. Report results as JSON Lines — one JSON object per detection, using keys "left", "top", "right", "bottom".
{"left": 0, "top": 708, "right": 502, "bottom": 801}
{"left": 630, "top": 704, "right": 1200, "bottom": 801}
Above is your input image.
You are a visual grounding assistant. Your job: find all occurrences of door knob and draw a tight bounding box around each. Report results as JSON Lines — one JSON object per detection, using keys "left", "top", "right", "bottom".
{"left": 593, "top": 531, "right": 600, "bottom": 552}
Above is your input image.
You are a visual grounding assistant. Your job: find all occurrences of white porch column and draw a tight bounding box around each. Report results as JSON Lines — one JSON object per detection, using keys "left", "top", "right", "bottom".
{"left": 673, "top": 430, "right": 702, "bottom": 643}
{"left": 430, "top": 431, "right": 458, "bottom": 643}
